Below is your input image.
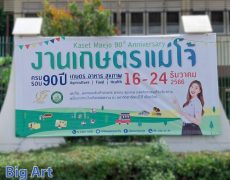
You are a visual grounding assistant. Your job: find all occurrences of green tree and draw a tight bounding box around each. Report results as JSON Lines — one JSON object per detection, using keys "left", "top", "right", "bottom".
{"left": 41, "top": 0, "right": 115, "bottom": 36}
{"left": 0, "top": 56, "right": 12, "bottom": 85}
{"left": 0, "top": 56, "right": 12, "bottom": 110}
{"left": 213, "top": 106, "right": 216, "bottom": 113}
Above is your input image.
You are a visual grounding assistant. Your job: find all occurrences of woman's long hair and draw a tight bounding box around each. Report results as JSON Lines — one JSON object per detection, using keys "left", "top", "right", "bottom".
{"left": 183, "top": 80, "right": 204, "bottom": 115}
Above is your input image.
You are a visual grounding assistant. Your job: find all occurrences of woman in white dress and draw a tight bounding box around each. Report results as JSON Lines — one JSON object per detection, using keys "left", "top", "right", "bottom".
{"left": 173, "top": 80, "right": 204, "bottom": 135}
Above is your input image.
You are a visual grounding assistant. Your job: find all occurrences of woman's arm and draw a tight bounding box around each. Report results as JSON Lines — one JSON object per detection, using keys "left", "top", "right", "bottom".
{"left": 172, "top": 97, "right": 202, "bottom": 125}
{"left": 179, "top": 111, "right": 201, "bottom": 125}
{"left": 180, "top": 99, "right": 203, "bottom": 125}
{"left": 172, "top": 97, "right": 181, "bottom": 113}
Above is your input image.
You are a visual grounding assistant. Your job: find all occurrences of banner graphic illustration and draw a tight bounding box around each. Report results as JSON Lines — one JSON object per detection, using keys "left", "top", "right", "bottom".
{"left": 15, "top": 34, "right": 220, "bottom": 137}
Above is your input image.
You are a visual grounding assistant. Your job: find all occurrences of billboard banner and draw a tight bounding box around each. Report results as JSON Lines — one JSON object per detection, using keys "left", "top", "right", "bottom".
{"left": 15, "top": 34, "right": 220, "bottom": 137}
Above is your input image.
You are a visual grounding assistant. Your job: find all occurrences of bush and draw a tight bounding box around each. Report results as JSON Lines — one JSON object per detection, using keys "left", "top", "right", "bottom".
{"left": 66, "top": 135, "right": 158, "bottom": 144}
{"left": 0, "top": 56, "right": 12, "bottom": 110}
{"left": 0, "top": 56, "right": 12, "bottom": 85}
{"left": 0, "top": 144, "right": 230, "bottom": 180}
{"left": 175, "top": 152, "right": 230, "bottom": 180}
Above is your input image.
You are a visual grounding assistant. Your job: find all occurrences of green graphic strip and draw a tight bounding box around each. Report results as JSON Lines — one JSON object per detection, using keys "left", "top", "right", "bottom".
{"left": 16, "top": 108, "right": 220, "bottom": 137}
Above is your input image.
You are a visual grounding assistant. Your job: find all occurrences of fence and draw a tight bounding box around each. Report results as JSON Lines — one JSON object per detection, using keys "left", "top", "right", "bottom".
{"left": 217, "top": 36, "right": 230, "bottom": 120}
{"left": 0, "top": 36, "right": 13, "bottom": 57}
{"left": 0, "top": 84, "right": 7, "bottom": 110}
{"left": 0, "top": 36, "right": 13, "bottom": 110}
{"left": 0, "top": 36, "right": 229, "bottom": 120}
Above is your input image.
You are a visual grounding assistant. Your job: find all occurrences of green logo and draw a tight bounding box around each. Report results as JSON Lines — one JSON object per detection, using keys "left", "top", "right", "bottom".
{"left": 51, "top": 91, "right": 63, "bottom": 104}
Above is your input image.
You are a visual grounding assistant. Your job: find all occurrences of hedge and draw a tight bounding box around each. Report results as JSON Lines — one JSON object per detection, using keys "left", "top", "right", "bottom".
{"left": 0, "top": 56, "right": 12, "bottom": 110}
{"left": 0, "top": 143, "right": 230, "bottom": 180}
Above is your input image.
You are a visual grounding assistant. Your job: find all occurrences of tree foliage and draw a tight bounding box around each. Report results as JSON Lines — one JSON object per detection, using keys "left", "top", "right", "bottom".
{"left": 0, "top": 56, "right": 12, "bottom": 110}
{"left": 41, "top": 0, "right": 115, "bottom": 36}
{"left": 0, "top": 56, "right": 12, "bottom": 86}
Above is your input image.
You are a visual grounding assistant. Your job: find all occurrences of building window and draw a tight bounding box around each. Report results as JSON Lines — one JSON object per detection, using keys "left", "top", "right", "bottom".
{"left": 23, "top": 2, "right": 43, "bottom": 14}
{"left": 211, "top": 11, "right": 224, "bottom": 33}
{"left": 121, "top": 13, "right": 126, "bottom": 34}
{"left": 113, "top": 13, "right": 126, "bottom": 35}
{"left": 228, "top": 12, "right": 230, "bottom": 33}
{"left": 191, "top": 11, "right": 206, "bottom": 15}
{"left": 166, "top": 12, "right": 179, "bottom": 34}
{"left": 131, "top": 12, "right": 143, "bottom": 34}
{"left": 149, "top": 12, "right": 161, "bottom": 34}
{"left": 24, "top": 13, "right": 38, "bottom": 17}
{"left": 113, "top": 13, "right": 117, "bottom": 26}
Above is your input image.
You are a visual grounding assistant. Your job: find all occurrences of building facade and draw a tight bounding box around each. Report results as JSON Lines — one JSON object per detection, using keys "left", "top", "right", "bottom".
{"left": 2, "top": 0, "right": 230, "bottom": 35}
{"left": 1, "top": 0, "right": 230, "bottom": 118}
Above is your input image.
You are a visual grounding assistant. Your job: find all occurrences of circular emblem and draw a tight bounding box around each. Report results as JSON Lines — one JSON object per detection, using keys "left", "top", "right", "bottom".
{"left": 148, "top": 129, "right": 153, "bottom": 133}
{"left": 96, "top": 129, "right": 100, "bottom": 134}
{"left": 51, "top": 91, "right": 63, "bottom": 104}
